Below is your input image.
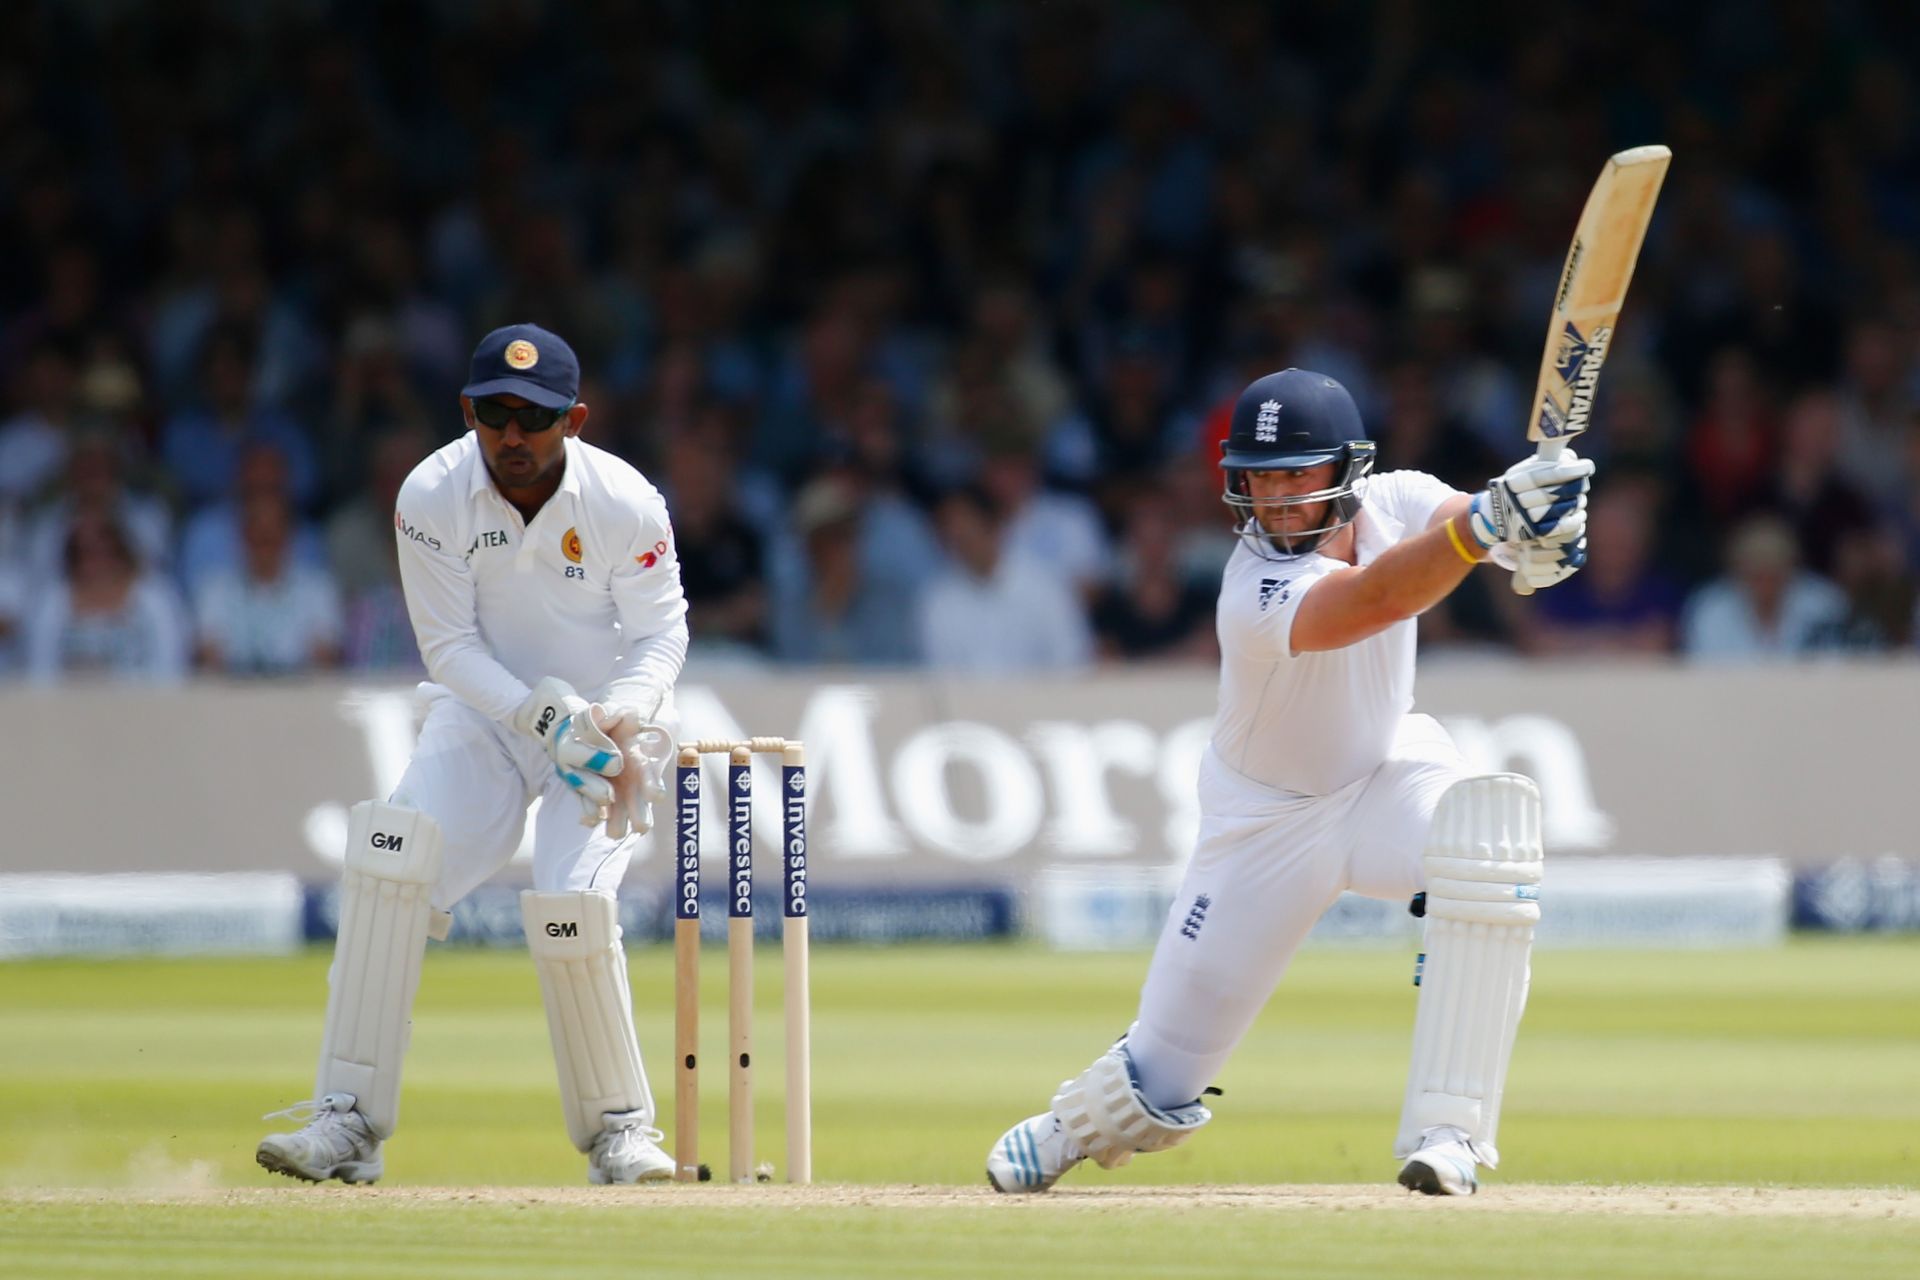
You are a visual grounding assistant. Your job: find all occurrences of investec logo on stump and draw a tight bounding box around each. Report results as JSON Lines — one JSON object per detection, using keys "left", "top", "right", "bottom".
{"left": 677, "top": 777, "right": 702, "bottom": 920}
{"left": 731, "top": 771, "right": 754, "bottom": 916}
{"left": 785, "top": 769, "right": 808, "bottom": 918}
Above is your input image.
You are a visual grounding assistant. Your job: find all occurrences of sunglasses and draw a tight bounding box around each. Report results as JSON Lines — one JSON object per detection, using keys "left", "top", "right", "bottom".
{"left": 470, "top": 397, "right": 573, "bottom": 432}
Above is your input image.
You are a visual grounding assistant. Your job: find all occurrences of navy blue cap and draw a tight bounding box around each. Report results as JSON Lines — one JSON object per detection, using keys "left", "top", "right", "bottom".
{"left": 1219, "top": 368, "right": 1368, "bottom": 470}
{"left": 461, "top": 324, "right": 579, "bottom": 410}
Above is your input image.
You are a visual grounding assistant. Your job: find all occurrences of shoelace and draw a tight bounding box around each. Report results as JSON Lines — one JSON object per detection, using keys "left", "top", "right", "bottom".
{"left": 261, "top": 1099, "right": 326, "bottom": 1125}
{"left": 604, "top": 1123, "right": 666, "bottom": 1145}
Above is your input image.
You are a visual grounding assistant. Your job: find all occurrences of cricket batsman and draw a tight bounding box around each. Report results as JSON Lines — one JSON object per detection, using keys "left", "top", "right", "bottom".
{"left": 259, "top": 323, "right": 687, "bottom": 1185}
{"left": 988, "top": 368, "right": 1592, "bottom": 1195}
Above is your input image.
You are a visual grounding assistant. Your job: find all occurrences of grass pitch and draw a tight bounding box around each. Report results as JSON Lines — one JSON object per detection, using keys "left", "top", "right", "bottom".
{"left": 3, "top": 939, "right": 1916, "bottom": 1277}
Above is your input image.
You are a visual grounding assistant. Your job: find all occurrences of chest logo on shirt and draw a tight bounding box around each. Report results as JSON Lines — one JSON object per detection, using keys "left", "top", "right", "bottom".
{"left": 562, "top": 528, "right": 583, "bottom": 563}
{"left": 1258, "top": 577, "right": 1291, "bottom": 612}
{"left": 466, "top": 530, "right": 509, "bottom": 557}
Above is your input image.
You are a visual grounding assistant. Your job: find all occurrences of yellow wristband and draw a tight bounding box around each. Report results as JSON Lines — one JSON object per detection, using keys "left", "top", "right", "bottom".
{"left": 1445, "top": 516, "right": 1482, "bottom": 566}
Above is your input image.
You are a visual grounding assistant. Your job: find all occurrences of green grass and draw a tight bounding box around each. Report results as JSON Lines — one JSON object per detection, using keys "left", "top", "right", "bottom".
{"left": 2, "top": 938, "right": 1917, "bottom": 1276}
{"left": 5, "top": 1197, "right": 1919, "bottom": 1280}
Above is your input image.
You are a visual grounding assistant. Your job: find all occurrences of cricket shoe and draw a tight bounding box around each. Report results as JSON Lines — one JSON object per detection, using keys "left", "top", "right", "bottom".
{"left": 256, "top": 1093, "right": 383, "bottom": 1184}
{"left": 1397, "top": 1125, "right": 1482, "bottom": 1196}
{"left": 588, "top": 1111, "right": 676, "bottom": 1185}
{"left": 987, "top": 1112, "right": 1086, "bottom": 1193}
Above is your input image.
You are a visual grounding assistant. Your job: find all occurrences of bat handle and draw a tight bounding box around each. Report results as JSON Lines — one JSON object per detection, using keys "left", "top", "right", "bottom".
{"left": 1510, "top": 437, "right": 1568, "bottom": 596}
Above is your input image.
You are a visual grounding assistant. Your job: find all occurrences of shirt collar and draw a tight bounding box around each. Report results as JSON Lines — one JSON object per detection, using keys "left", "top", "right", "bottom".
{"left": 466, "top": 431, "right": 583, "bottom": 504}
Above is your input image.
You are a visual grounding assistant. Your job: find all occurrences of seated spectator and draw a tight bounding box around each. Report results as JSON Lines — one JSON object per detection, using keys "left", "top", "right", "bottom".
{"left": 918, "top": 484, "right": 1091, "bottom": 673}
{"left": 1091, "top": 492, "right": 1214, "bottom": 661}
{"left": 980, "top": 434, "right": 1111, "bottom": 599}
{"left": 1686, "top": 347, "right": 1777, "bottom": 526}
{"left": 326, "top": 427, "right": 432, "bottom": 599}
{"left": 328, "top": 427, "right": 431, "bottom": 674}
{"left": 0, "top": 340, "right": 83, "bottom": 506}
{"left": 838, "top": 377, "right": 946, "bottom": 595}
{"left": 22, "top": 427, "right": 173, "bottom": 579}
{"left": 22, "top": 514, "right": 189, "bottom": 683}
{"left": 161, "top": 324, "right": 320, "bottom": 512}
{"left": 0, "top": 557, "right": 25, "bottom": 676}
{"left": 1531, "top": 480, "right": 1685, "bottom": 656}
{"left": 770, "top": 477, "right": 916, "bottom": 666}
{"left": 1753, "top": 391, "right": 1874, "bottom": 577}
{"left": 1834, "top": 319, "right": 1916, "bottom": 510}
{"left": 1681, "top": 516, "right": 1851, "bottom": 660}
{"left": 1828, "top": 522, "right": 1915, "bottom": 649}
{"left": 193, "top": 491, "right": 343, "bottom": 675}
{"left": 341, "top": 538, "right": 424, "bottom": 674}
{"left": 663, "top": 431, "right": 768, "bottom": 657}
{"left": 177, "top": 441, "right": 328, "bottom": 592}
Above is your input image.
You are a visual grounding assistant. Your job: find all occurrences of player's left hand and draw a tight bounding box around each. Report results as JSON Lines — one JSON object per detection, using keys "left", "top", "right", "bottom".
{"left": 591, "top": 704, "right": 675, "bottom": 839}
{"left": 1467, "top": 448, "right": 1595, "bottom": 548}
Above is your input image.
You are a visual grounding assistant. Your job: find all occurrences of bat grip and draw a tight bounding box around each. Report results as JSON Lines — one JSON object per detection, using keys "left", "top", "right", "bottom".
{"left": 1511, "top": 437, "right": 1568, "bottom": 596}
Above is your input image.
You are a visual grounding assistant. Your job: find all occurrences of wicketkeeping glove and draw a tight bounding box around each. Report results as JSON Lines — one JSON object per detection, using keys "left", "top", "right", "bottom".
{"left": 590, "top": 704, "right": 676, "bottom": 839}
{"left": 512, "top": 676, "right": 624, "bottom": 824}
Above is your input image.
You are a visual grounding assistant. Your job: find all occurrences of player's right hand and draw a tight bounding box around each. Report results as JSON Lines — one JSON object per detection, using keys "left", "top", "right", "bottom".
{"left": 1509, "top": 529, "right": 1589, "bottom": 591}
{"left": 1467, "top": 448, "right": 1595, "bottom": 548}
{"left": 590, "top": 705, "right": 675, "bottom": 840}
{"left": 513, "top": 676, "right": 622, "bottom": 823}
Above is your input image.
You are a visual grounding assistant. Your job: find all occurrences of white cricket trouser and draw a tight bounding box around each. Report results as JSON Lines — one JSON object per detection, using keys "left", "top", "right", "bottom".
{"left": 390, "top": 690, "right": 673, "bottom": 912}
{"left": 1127, "top": 714, "right": 1465, "bottom": 1109}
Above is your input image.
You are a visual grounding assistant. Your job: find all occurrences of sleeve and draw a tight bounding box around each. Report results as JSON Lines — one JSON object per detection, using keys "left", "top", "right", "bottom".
{"left": 137, "top": 580, "right": 190, "bottom": 682}
{"left": 394, "top": 471, "right": 532, "bottom": 722}
{"left": 1368, "top": 469, "right": 1464, "bottom": 537}
{"left": 601, "top": 492, "right": 690, "bottom": 716}
{"left": 306, "top": 571, "right": 346, "bottom": 648}
{"left": 917, "top": 582, "right": 955, "bottom": 668}
{"left": 1220, "top": 563, "right": 1330, "bottom": 662}
{"left": 1036, "top": 569, "right": 1094, "bottom": 669}
{"left": 22, "top": 588, "right": 66, "bottom": 682}
{"left": 191, "top": 575, "right": 229, "bottom": 648}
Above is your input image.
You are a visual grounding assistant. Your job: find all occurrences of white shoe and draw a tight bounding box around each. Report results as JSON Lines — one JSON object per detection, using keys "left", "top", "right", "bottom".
{"left": 588, "top": 1111, "right": 676, "bottom": 1185}
{"left": 987, "top": 1112, "right": 1086, "bottom": 1193}
{"left": 257, "top": 1093, "right": 383, "bottom": 1184}
{"left": 1397, "top": 1125, "right": 1481, "bottom": 1196}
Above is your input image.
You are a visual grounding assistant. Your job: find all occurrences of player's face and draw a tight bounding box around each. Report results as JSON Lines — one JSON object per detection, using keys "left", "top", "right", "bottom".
{"left": 466, "top": 393, "right": 582, "bottom": 492}
{"left": 1245, "top": 462, "right": 1338, "bottom": 533}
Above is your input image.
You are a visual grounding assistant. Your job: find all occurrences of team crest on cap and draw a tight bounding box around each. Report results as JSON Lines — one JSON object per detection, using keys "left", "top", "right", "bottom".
{"left": 504, "top": 339, "right": 540, "bottom": 370}
{"left": 562, "top": 527, "right": 582, "bottom": 563}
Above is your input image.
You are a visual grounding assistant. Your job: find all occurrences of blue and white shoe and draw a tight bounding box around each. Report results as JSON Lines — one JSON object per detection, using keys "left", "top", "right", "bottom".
{"left": 1397, "top": 1125, "right": 1481, "bottom": 1196}
{"left": 987, "top": 1112, "right": 1085, "bottom": 1193}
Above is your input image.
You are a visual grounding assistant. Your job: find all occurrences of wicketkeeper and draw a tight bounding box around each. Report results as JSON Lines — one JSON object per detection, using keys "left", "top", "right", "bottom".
{"left": 259, "top": 324, "right": 686, "bottom": 1185}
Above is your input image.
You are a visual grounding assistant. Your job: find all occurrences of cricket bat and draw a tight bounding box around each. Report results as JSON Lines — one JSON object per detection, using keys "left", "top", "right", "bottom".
{"left": 1513, "top": 144, "right": 1671, "bottom": 595}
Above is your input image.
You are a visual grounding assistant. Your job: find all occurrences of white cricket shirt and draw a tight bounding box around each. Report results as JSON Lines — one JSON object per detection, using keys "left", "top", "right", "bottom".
{"left": 1209, "top": 469, "right": 1458, "bottom": 796}
{"left": 394, "top": 433, "right": 688, "bottom": 723}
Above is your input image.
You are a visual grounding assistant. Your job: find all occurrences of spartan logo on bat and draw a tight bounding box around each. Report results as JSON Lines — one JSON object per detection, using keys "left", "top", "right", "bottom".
{"left": 1554, "top": 321, "right": 1600, "bottom": 386}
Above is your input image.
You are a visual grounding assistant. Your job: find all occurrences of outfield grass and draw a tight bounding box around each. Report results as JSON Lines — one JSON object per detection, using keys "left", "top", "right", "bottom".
{"left": 2, "top": 939, "right": 1916, "bottom": 1277}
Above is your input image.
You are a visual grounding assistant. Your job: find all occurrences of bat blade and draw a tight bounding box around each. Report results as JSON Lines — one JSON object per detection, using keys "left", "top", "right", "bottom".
{"left": 1527, "top": 144, "right": 1671, "bottom": 450}
{"left": 1513, "top": 145, "right": 1671, "bottom": 597}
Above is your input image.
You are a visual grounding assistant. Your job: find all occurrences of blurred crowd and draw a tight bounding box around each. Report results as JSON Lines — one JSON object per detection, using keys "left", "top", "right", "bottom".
{"left": 3, "top": 0, "right": 1919, "bottom": 683}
